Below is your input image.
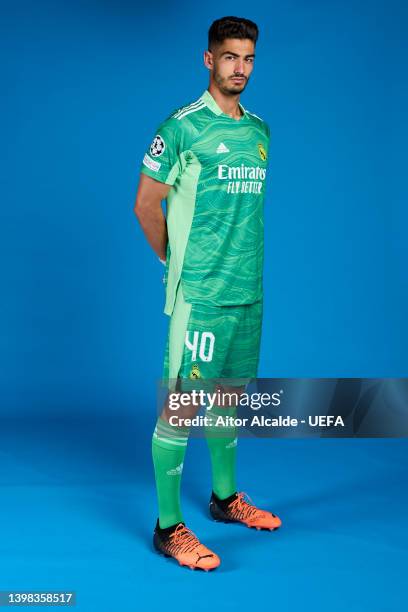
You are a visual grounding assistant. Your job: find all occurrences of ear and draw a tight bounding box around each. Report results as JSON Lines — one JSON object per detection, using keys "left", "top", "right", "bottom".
{"left": 203, "top": 50, "right": 213, "bottom": 70}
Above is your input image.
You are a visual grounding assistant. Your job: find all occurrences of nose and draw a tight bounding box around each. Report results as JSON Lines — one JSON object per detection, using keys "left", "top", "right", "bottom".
{"left": 234, "top": 58, "right": 245, "bottom": 75}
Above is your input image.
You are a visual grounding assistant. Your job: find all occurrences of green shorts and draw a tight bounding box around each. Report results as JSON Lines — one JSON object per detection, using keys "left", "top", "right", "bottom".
{"left": 162, "top": 283, "right": 263, "bottom": 391}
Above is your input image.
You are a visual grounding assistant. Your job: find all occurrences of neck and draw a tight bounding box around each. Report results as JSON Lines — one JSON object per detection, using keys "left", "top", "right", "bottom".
{"left": 207, "top": 83, "right": 243, "bottom": 120}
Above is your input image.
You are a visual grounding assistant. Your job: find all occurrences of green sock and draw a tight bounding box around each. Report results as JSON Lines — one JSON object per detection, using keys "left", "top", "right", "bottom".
{"left": 205, "top": 405, "right": 238, "bottom": 500}
{"left": 152, "top": 416, "right": 190, "bottom": 528}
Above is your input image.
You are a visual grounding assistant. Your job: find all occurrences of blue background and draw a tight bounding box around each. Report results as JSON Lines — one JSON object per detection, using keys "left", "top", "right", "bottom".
{"left": 2, "top": 0, "right": 407, "bottom": 610}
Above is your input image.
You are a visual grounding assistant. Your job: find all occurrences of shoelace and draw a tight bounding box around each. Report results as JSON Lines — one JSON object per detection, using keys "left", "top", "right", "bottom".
{"left": 228, "top": 491, "right": 264, "bottom": 521}
{"left": 168, "top": 524, "right": 202, "bottom": 554}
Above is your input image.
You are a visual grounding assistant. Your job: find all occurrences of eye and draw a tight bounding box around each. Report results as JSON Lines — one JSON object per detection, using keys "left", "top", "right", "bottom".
{"left": 245, "top": 58, "right": 254, "bottom": 64}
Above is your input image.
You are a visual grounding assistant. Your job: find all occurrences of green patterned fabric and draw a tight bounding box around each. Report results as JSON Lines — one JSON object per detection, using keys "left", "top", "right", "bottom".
{"left": 162, "top": 284, "right": 263, "bottom": 385}
{"left": 140, "top": 89, "right": 270, "bottom": 316}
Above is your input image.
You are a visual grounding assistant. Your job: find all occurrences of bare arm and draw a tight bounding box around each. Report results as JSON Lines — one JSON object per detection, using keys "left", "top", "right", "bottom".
{"left": 134, "top": 173, "right": 172, "bottom": 261}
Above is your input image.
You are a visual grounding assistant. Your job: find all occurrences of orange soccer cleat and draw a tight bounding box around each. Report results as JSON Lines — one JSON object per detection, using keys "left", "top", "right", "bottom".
{"left": 209, "top": 491, "right": 282, "bottom": 531}
{"left": 153, "top": 520, "right": 221, "bottom": 571}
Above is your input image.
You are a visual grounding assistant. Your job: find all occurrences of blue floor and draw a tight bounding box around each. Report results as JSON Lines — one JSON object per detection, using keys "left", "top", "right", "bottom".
{"left": 0, "top": 415, "right": 406, "bottom": 611}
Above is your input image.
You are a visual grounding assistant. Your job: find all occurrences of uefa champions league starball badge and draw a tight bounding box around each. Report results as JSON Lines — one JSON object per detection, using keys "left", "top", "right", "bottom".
{"left": 150, "top": 135, "right": 166, "bottom": 157}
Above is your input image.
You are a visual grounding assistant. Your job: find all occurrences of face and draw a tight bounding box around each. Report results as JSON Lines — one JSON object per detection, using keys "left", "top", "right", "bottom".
{"left": 204, "top": 38, "right": 255, "bottom": 95}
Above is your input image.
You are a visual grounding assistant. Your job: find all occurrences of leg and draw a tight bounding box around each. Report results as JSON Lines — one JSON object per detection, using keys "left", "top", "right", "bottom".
{"left": 152, "top": 284, "right": 194, "bottom": 528}
{"left": 152, "top": 285, "right": 221, "bottom": 570}
{"left": 204, "top": 300, "right": 261, "bottom": 503}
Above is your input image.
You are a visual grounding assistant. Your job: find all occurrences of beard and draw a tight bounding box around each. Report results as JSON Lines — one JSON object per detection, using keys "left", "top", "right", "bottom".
{"left": 213, "top": 68, "right": 249, "bottom": 95}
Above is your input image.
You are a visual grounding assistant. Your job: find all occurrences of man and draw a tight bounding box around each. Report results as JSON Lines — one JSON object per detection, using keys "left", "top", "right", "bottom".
{"left": 134, "top": 16, "right": 281, "bottom": 571}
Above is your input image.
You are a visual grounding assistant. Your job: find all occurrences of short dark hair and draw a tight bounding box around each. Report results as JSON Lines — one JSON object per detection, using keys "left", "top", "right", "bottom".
{"left": 208, "top": 16, "right": 259, "bottom": 51}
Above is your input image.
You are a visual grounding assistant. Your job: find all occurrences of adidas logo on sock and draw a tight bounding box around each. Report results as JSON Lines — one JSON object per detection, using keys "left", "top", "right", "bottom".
{"left": 216, "top": 142, "right": 230, "bottom": 154}
{"left": 166, "top": 462, "right": 184, "bottom": 476}
{"left": 225, "top": 438, "right": 238, "bottom": 449}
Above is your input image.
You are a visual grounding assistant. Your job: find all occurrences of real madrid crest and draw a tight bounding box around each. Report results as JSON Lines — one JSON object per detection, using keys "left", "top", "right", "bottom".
{"left": 189, "top": 364, "right": 202, "bottom": 380}
{"left": 258, "top": 143, "right": 267, "bottom": 161}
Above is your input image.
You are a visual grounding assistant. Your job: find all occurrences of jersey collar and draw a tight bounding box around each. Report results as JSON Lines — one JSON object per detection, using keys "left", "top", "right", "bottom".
{"left": 200, "top": 89, "right": 248, "bottom": 121}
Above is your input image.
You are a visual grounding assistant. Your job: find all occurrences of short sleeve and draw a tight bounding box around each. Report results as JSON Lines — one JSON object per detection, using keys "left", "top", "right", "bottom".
{"left": 140, "top": 117, "right": 188, "bottom": 186}
{"left": 264, "top": 120, "right": 271, "bottom": 141}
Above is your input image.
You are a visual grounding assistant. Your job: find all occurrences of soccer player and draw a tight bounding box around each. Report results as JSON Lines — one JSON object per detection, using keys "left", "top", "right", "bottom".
{"left": 134, "top": 16, "right": 281, "bottom": 571}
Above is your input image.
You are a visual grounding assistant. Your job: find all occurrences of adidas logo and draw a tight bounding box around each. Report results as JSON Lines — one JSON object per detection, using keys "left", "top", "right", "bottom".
{"left": 166, "top": 462, "right": 184, "bottom": 476}
{"left": 216, "top": 142, "right": 230, "bottom": 154}
{"left": 225, "top": 438, "right": 238, "bottom": 449}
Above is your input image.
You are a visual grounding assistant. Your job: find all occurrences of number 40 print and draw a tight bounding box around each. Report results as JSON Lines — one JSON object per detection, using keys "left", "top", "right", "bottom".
{"left": 185, "top": 331, "right": 215, "bottom": 362}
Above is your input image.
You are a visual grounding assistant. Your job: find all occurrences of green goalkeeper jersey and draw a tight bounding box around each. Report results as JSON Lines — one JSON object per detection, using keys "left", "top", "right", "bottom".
{"left": 140, "top": 88, "right": 270, "bottom": 316}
